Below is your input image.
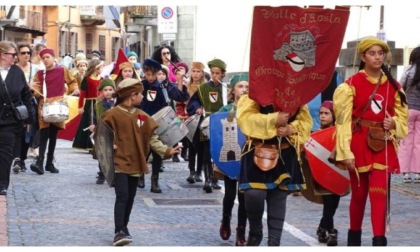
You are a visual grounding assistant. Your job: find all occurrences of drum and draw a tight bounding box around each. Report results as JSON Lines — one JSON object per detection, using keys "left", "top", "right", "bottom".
{"left": 42, "top": 101, "right": 69, "bottom": 123}
{"left": 183, "top": 114, "right": 200, "bottom": 142}
{"left": 200, "top": 116, "right": 210, "bottom": 138}
{"left": 152, "top": 106, "right": 188, "bottom": 146}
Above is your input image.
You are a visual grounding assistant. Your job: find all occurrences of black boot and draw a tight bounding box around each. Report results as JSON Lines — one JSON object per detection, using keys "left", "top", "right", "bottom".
{"left": 211, "top": 178, "right": 221, "bottom": 190}
{"left": 186, "top": 171, "right": 195, "bottom": 184}
{"left": 347, "top": 229, "right": 362, "bottom": 246}
{"left": 181, "top": 147, "right": 189, "bottom": 161}
{"left": 203, "top": 164, "right": 212, "bottom": 193}
{"left": 30, "top": 156, "right": 44, "bottom": 175}
{"left": 96, "top": 171, "right": 105, "bottom": 184}
{"left": 317, "top": 226, "right": 328, "bottom": 243}
{"left": 194, "top": 171, "right": 203, "bottom": 182}
{"left": 246, "top": 229, "right": 262, "bottom": 246}
{"left": 137, "top": 174, "right": 145, "bottom": 188}
{"left": 326, "top": 229, "right": 338, "bottom": 246}
{"left": 45, "top": 154, "right": 59, "bottom": 173}
{"left": 219, "top": 215, "right": 231, "bottom": 240}
{"left": 235, "top": 226, "right": 246, "bottom": 246}
{"left": 150, "top": 174, "right": 162, "bottom": 193}
{"left": 372, "top": 236, "right": 387, "bottom": 246}
{"left": 172, "top": 154, "right": 180, "bottom": 162}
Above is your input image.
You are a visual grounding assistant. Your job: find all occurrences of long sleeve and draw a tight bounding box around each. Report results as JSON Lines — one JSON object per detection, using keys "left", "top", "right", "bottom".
{"left": 288, "top": 105, "right": 312, "bottom": 146}
{"left": 186, "top": 90, "right": 202, "bottom": 116}
{"left": 333, "top": 83, "right": 355, "bottom": 161}
{"left": 64, "top": 68, "right": 78, "bottom": 94}
{"left": 167, "top": 82, "right": 190, "bottom": 102}
{"left": 236, "top": 94, "right": 278, "bottom": 139}
{"left": 149, "top": 133, "right": 172, "bottom": 159}
{"left": 391, "top": 90, "right": 408, "bottom": 140}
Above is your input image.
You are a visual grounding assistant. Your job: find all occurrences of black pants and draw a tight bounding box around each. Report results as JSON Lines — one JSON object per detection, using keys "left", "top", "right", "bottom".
{"left": 0, "top": 123, "right": 21, "bottom": 190}
{"left": 223, "top": 176, "right": 247, "bottom": 227}
{"left": 188, "top": 129, "right": 203, "bottom": 174}
{"left": 39, "top": 124, "right": 59, "bottom": 160}
{"left": 114, "top": 173, "right": 138, "bottom": 233}
{"left": 319, "top": 194, "right": 341, "bottom": 230}
{"left": 244, "top": 189, "right": 288, "bottom": 246}
{"left": 151, "top": 150, "right": 162, "bottom": 176}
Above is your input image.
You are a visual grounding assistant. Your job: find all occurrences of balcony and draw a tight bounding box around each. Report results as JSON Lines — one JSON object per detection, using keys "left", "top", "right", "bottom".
{"left": 1, "top": 8, "right": 46, "bottom": 36}
{"left": 127, "top": 6, "right": 157, "bottom": 18}
{"left": 80, "top": 6, "right": 105, "bottom": 27}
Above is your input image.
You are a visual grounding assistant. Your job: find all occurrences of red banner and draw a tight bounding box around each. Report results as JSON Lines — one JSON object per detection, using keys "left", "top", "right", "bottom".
{"left": 249, "top": 6, "right": 349, "bottom": 114}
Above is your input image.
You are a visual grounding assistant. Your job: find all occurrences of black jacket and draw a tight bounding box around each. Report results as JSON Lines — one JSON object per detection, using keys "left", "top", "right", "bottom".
{"left": 0, "top": 64, "right": 36, "bottom": 125}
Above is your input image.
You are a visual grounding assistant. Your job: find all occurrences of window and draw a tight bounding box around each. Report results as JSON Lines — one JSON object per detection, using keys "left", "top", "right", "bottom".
{"left": 86, "top": 33, "right": 93, "bottom": 56}
{"left": 70, "top": 32, "right": 78, "bottom": 56}
{"left": 59, "top": 31, "right": 67, "bottom": 56}
{"left": 99, "top": 35, "right": 106, "bottom": 60}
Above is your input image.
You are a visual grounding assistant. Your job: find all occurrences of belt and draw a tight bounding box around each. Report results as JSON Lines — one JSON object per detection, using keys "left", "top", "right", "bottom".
{"left": 250, "top": 139, "right": 291, "bottom": 150}
{"left": 353, "top": 118, "right": 383, "bottom": 128}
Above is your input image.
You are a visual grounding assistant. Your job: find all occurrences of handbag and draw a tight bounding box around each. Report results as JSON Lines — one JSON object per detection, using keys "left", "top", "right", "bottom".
{"left": 1, "top": 74, "right": 29, "bottom": 121}
{"left": 253, "top": 144, "right": 279, "bottom": 171}
{"left": 367, "top": 127, "right": 389, "bottom": 152}
{"left": 13, "top": 103, "right": 29, "bottom": 121}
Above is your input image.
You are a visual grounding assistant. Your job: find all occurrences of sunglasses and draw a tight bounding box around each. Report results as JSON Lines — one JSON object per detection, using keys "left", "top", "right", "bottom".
{"left": 4, "top": 52, "right": 17, "bottom": 57}
{"left": 162, "top": 52, "right": 171, "bottom": 56}
{"left": 20, "top": 51, "right": 31, "bottom": 55}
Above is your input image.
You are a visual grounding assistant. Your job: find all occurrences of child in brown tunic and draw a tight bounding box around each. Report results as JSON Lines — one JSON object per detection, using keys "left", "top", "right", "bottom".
{"left": 100, "top": 78, "right": 180, "bottom": 246}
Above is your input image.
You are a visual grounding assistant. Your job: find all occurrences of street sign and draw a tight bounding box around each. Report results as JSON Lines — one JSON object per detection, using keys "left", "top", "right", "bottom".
{"left": 162, "top": 33, "right": 176, "bottom": 41}
{"left": 158, "top": 6, "right": 177, "bottom": 34}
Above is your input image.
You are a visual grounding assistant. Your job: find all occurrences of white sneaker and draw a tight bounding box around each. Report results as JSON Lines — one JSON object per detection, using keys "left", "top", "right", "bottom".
{"left": 414, "top": 174, "right": 420, "bottom": 183}
{"left": 12, "top": 158, "right": 21, "bottom": 173}
{"left": 403, "top": 173, "right": 412, "bottom": 183}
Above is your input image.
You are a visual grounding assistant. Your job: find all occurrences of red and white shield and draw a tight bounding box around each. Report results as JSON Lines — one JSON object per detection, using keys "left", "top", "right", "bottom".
{"left": 147, "top": 90, "right": 157, "bottom": 101}
{"left": 304, "top": 126, "right": 350, "bottom": 196}
{"left": 209, "top": 92, "right": 218, "bottom": 103}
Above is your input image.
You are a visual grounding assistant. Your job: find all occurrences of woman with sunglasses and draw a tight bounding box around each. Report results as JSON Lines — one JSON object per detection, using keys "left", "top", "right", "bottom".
{"left": 10, "top": 44, "right": 41, "bottom": 173}
{"left": 0, "top": 40, "right": 36, "bottom": 195}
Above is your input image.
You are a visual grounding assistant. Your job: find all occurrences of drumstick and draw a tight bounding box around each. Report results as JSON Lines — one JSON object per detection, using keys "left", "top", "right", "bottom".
{"left": 83, "top": 126, "right": 91, "bottom": 131}
{"left": 214, "top": 78, "right": 228, "bottom": 88}
{"left": 30, "top": 87, "right": 44, "bottom": 97}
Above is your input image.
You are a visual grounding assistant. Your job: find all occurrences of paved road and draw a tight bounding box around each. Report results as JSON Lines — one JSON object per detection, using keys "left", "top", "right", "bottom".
{"left": 1, "top": 139, "right": 420, "bottom": 246}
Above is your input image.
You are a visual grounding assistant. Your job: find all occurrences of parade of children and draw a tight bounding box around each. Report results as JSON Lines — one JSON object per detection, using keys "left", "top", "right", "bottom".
{"left": 3, "top": 36, "right": 417, "bottom": 247}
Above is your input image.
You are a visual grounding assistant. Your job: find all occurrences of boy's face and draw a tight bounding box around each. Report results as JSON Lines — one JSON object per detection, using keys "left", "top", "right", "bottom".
{"left": 102, "top": 86, "right": 114, "bottom": 100}
{"left": 157, "top": 70, "right": 167, "bottom": 82}
{"left": 233, "top": 81, "right": 249, "bottom": 100}
{"left": 41, "top": 54, "right": 55, "bottom": 69}
{"left": 144, "top": 70, "right": 157, "bottom": 83}
{"left": 210, "top": 67, "right": 224, "bottom": 84}
{"left": 132, "top": 92, "right": 144, "bottom": 106}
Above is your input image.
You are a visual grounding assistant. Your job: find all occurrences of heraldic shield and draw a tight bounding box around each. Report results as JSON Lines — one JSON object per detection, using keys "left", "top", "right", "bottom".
{"left": 94, "top": 118, "right": 116, "bottom": 187}
{"left": 210, "top": 111, "right": 246, "bottom": 180}
{"left": 304, "top": 126, "right": 350, "bottom": 196}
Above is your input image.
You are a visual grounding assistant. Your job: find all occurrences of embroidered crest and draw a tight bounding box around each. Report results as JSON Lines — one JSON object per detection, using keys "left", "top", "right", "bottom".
{"left": 137, "top": 114, "right": 147, "bottom": 127}
{"left": 371, "top": 94, "right": 384, "bottom": 114}
{"left": 209, "top": 92, "right": 218, "bottom": 103}
{"left": 147, "top": 90, "right": 157, "bottom": 101}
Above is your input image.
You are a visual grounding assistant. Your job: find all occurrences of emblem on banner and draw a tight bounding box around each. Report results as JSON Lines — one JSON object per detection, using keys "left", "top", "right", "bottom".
{"left": 147, "top": 90, "right": 157, "bottom": 101}
{"left": 209, "top": 92, "right": 218, "bottom": 103}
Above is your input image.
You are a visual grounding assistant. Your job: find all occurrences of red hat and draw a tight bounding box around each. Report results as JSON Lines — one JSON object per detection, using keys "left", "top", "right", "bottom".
{"left": 39, "top": 48, "right": 55, "bottom": 58}
{"left": 112, "top": 48, "right": 129, "bottom": 75}
{"left": 321, "top": 100, "right": 333, "bottom": 112}
{"left": 172, "top": 62, "right": 189, "bottom": 75}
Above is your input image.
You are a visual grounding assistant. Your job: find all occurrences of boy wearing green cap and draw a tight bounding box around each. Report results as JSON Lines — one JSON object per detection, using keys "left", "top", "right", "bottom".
{"left": 90, "top": 78, "right": 116, "bottom": 184}
{"left": 186, "top": 58, "right": 227, "bottom": 193}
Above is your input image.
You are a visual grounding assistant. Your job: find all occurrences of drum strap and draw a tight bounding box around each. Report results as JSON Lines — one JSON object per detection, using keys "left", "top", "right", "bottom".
{"left": 161, "top": 82, "right": 171, "bottom": 106}
{"left": 42, "top": 70, "right": 47, "bottom": 100}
